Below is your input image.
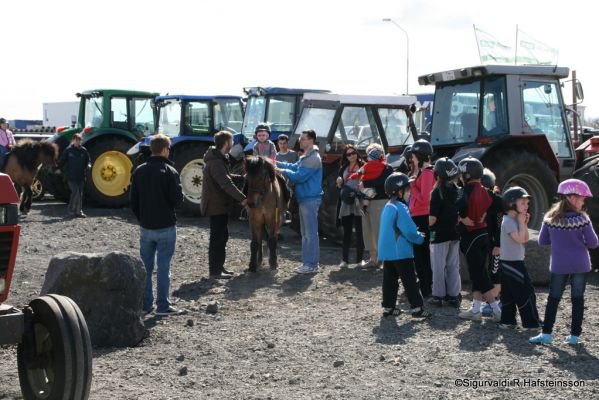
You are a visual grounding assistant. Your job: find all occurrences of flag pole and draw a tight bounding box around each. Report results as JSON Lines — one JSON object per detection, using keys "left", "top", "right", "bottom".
{"left": 474, "top": 24, "right": 482, "bottom": 64}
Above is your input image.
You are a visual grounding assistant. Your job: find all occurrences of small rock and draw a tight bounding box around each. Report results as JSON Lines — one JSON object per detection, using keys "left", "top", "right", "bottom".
{"left": 176, "top": 355, "right": 185, "bottom": 362}
{"left": 206, "top": 301, "right": 219, "bottom": 314}
{"left": 333, "top": 360, "right": 344, "bottom": 368}
{"left": 267, "top": 342, "right": 275, "bottom": 349}
{"left": 379, "top": 355, "right": 386, "bottom": 361}
{"left": 179, "top": 367, "right": 188, "bottom": 376}
{"left": 288, "top": 377, "right": 300, "bottom": 385}
{"left": 185, "top": 319, "right": 194, "bottom": 327}
{"left": 434, "top": 381, "right": 442, "bottom": 387}
{"left": 537, "top": 368, "right": 544, "bottom": 373}
{"left": 334, "top": 385, "right": 344, "bottom": 390}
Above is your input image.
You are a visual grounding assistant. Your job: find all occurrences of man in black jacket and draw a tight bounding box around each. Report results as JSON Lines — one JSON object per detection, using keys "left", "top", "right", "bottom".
{"left": 130, "top": 134, "right": 184, "bottom": 316}
{"left": 57, "top": 133, "right": 90, "bottom": 218}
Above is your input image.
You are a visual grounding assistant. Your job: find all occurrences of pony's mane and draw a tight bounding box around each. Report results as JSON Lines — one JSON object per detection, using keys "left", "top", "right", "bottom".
{"left": 245, "top": 156, "right": 275, "bottom": 182}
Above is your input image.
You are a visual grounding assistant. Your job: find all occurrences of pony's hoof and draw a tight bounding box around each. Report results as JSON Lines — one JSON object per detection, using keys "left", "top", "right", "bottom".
{"left": 247, "top": 267, "right": 257, "bottom": 273}
{"left": 270, "top": 264, "right": 278, "bottom": 269}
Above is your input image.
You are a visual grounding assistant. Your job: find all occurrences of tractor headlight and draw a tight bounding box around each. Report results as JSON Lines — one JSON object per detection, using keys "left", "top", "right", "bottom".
{"left": 0, "top": 278, "right": 4, "bottom": 296}
{"left": 0, "top": 207, "right": 5, "bottom": 225}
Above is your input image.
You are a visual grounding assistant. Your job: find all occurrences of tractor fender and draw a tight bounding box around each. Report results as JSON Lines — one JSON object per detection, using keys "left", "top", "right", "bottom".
{"left": 81, "top": 130, "right": 138, "bottom": 146}
{"left": 451, "top": 135, "right": 560, "bottom": 179}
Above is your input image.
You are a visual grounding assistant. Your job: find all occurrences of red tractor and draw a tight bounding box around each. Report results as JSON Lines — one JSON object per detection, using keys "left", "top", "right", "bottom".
{"left": 0, "top": 173, "right": 92, "bottom": 399}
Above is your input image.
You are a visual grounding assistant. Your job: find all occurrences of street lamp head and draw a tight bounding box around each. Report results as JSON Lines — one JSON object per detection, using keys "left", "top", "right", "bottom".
{"left": 382, "top": 18, "right": 391, "bottom": 22}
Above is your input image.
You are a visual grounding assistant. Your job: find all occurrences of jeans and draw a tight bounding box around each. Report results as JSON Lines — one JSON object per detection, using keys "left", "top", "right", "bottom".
{"left": 299, "top": 198, "right": 321, "bottom": 268}
{"left": 209, "top": 214, "right": 229, "bottom": 275}
{"left": 542, "top": 272, "right": 587, "bottom": 336}
{"left": 140, "top": 226, "right": 177, "bottom": 313}
{"left": 67, "top": 180, "right": 84, "bottom": 215}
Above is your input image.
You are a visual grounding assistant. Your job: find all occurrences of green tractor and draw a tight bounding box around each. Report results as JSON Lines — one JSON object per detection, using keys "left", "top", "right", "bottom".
{"left": 42, "top": 89, "right": 158, "bottom": 206}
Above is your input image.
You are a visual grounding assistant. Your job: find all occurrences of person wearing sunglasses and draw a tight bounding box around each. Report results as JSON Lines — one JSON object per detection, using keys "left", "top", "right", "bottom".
{"left": 335, "top": 145, "right": 365, "bottom": 268}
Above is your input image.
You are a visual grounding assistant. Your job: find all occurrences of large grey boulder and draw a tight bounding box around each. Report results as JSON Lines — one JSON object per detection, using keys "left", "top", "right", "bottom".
{"left": 41, "top": 251, "right": 146, "bottom": 347}
{"left": 459, "top": 229, "right": 551, "bottom": 286}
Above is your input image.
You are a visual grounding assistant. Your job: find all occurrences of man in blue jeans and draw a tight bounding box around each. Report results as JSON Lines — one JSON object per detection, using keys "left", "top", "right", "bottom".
{"left": 276, "top": 129, "right": 323, "bottom": 274}
{"left": 131, "top": 134, "right": 184, "bottom": 316}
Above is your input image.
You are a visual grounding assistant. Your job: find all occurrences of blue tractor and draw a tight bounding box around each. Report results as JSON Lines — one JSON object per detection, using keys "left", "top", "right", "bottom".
{"left": 128, "top": 95, "right": 245, "bottom": 215}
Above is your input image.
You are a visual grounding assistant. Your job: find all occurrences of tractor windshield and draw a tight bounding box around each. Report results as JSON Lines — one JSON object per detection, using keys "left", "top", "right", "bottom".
{"left": 157, "top": 100, "right": 181, "bottom": 137}
{"left": 242, "top": 94, "right": 297, "bottom": 139}
{"left": 294, "top": 107, "right": 336, "bottom": 139}
{"left": 378, "top": 108, "right": 413, "bottom": 147}
{"left": 83, "top": 96, "right": 104, "bottom": 128}
{"left": 214, "top": 99, "right": 243, "bottom": 134}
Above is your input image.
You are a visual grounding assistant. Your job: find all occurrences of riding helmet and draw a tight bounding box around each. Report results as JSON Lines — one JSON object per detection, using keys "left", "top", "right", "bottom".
{"left": 433, "top": 157, "right": 460, "bottom": 180}
{"left": 502, "top": 186, "right": 531, "bottom": 211}
{"left": 411, "top": 139, "right": 433, "bottom": 158}
{"left": 458, "top": 156, "right": 484, "bottom": 181}
{"left": 384, "top": 172, "right": 412, "bottom": 197}
{"left": 255, "top": 123, "right": 271, "bottom": 134}
{"left": 557, "top": 178, "right": 593, "bottom": 197}
{"left": 481, "top": 168, "right": 496, "bottom": 189}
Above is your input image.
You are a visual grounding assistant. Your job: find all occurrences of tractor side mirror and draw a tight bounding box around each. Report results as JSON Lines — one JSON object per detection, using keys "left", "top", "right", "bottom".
{"left": 544, "top": 84, "right": 553, "bottom": 95}
{"left": 575, "top": 81, "right": 584, "bottom": 101}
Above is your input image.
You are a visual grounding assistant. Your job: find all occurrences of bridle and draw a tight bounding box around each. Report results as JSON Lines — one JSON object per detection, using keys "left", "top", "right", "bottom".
{"left": 246, "top": 171, "right": 272, "bottom": 209}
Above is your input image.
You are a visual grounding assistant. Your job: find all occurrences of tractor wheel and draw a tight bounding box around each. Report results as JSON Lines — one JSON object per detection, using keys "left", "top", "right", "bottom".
{"left": 573, "top": 156, "right": 599, "bottom": 269}
{"left": 172, "top": 145, "right": 208, "bottom": 215}
{"left": 86, "top": 137, "right": 134, "bottom": 207}
{"left": 486, "top": 150, "right": 557, "bottom": 230}
{"left": 30, "top": 177, "right": 45, "bottom": 201}
{"left": 17, "top": 295, "right": 92, "bottom": 400}
{"left": 318, "top": 168, "right": 343, "bottom": 242}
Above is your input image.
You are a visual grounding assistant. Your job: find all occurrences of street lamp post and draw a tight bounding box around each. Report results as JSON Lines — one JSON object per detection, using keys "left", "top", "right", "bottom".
{"left": 382, "top": 18, "right": 410, "bottom": 95}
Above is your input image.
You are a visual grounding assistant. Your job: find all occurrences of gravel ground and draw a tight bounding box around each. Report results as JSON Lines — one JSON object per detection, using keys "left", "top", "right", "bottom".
{"left": 1, "top": 201, "right": 598, "bottom": 399}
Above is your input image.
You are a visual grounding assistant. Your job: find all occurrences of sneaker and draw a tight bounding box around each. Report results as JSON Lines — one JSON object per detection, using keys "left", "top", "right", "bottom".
{"left": 498, "top": 323, "right": 517, "bottom": 330}
{"left": 338, "top": 261, "right": 348, "bottom": 268}
{"left": 284, "top": 211, "right": 292, "bottom": 225}
{"left": 529, "top": 333, "right": 553, "bottom": 345}
{"left": 360, "top": 259, "right": 376, "bottom": 268}
{"left": 221, "top": 268, "right": 235, "bottom": 276}
{"left": 446, "top": 294, "right": 462, "bottom": 308}
{"left": 293, "top": 265, "right": 318, "bottom": 274}
{"left": 564, "top": 335, "right": 580, "bottom": 345}
{"left": 155, "top": 306, "right": 183, "bottom": 316}
{"left": 75, "top": 212, "right": 87, "bottom": 218}
{"left": 480, "top": 303, "right": 493, "bottom": 316}
{"left": 427, "top": 296, "right": 443, "bottom": 307}
{"left": 143, "top": 306, "right": 155, "bottom": 316}
{"left": 382, "top": 307, "right": 401, "bottom": 317}
{"left": 459, "top": 308, "right": 482, "bottom": 321}
{"left": 411, "top": 308, "right": 432, "bottom": 318}
{"left": 239, "top": 209, "right": 248, "bottom": 221}
{"left": 491, "top": 312, "right": 502, "bottom": 323}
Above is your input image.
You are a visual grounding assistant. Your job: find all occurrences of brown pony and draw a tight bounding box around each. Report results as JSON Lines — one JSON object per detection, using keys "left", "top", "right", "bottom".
{"left": 245, "top": 156, "right": 289, "bottom": 271}
{"left": 1, "top": 139, "right": 58, "bottom": 214}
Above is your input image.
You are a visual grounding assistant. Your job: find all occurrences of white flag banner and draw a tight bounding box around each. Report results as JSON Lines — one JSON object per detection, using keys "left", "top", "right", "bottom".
{"left": 516, "top": 28, "right": 559, "bottom": 65}
{"left": 474, "top": 25, "right": 515, "bottom": 64}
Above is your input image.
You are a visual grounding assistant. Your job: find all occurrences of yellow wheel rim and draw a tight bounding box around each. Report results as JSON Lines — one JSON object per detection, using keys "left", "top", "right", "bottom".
{"left": 91, "top": 150, "right": 133, "bottom": 197}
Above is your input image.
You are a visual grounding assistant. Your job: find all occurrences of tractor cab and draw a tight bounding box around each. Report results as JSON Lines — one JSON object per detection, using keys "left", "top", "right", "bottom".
{"left": 241, "top": 87, "right": 329, "bottom": 146}
{"left": 419, "top": 65, "right": 583, "bottom": 228}
{"left": 289, "top": 92, "right": 419, "bottom": 239}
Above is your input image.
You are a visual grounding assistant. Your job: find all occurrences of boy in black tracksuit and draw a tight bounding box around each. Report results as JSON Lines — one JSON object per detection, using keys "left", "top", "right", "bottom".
{"left": 456, "top": 157, "right": 501, "bottom": 322}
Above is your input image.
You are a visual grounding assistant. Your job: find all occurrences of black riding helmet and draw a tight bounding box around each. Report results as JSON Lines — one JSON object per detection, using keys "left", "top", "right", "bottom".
{"left": 255, "top": 123, "right": 271, "bottom": 134}
{"left": 340, "top": 185, "right": 358, "bottom": 205}
{"left": 385, "top": 172, "right": 412, "bottom": 197}
{"left": 411, "top": 139, "right": 433, "bottom": 158}
{"left": 481, "top": 168, "right": 496, "bottom": 189}
{"left": 402, "top": 144, "right": 413, "bottom": 159}
{"left": 433, "top": 157, "right": 460, "bottom": 180}
{"left": 458, "top": 156, "right": 484, "bottom": 181}
{"left": 502, "top": 186, "right": 531, "bottom": 211}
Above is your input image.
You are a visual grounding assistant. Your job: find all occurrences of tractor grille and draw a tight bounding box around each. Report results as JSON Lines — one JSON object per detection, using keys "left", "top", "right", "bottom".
{"left": 0, "top": 231, "right": 12, "bottom": 275}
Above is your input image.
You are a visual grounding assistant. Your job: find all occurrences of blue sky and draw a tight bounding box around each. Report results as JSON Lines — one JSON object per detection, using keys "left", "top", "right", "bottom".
{"left": 3, "top": 0, "right": 598, "bottom": 120}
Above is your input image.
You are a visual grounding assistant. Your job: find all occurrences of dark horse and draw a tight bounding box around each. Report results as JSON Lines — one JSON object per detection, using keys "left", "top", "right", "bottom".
{"left": 245, "top": 156, "right": 289, "bottom": 271}
{"left": 1, "top": 139, "right": 58, "bottom": 214}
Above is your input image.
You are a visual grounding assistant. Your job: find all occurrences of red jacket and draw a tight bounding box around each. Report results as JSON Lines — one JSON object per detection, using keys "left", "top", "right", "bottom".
{"left": 348, "top": 159, "right": 386, "bottom": 181}
{"left": 409, "top": 167, "right": 435, "bottom": 217}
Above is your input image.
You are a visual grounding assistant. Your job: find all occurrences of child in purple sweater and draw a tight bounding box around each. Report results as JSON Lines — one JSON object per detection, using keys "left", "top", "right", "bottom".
{"left": 529, "top": 179, "right": 599, "bottom": 345}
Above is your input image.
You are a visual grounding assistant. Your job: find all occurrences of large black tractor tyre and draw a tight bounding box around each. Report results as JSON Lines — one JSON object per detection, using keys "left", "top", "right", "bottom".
{"left": 573, "top": 155, "right": 599, "bottom": 269}
{"left": 38, "top": 167, "right": 69, "bottom": 203}
{"left": 318, "top": 168, "right": 343, "bottom": 243}
{"left": 17, "top": 295, "right": 93, "bottom": 400}
{"left": 485, "top": 149, "right": 557, "bottom": 230}
{"left": 86, "top": 137, "right": 134, "bottom": 207}
{"left": 172, "top": 144, "right": 208, "bottom": 215}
